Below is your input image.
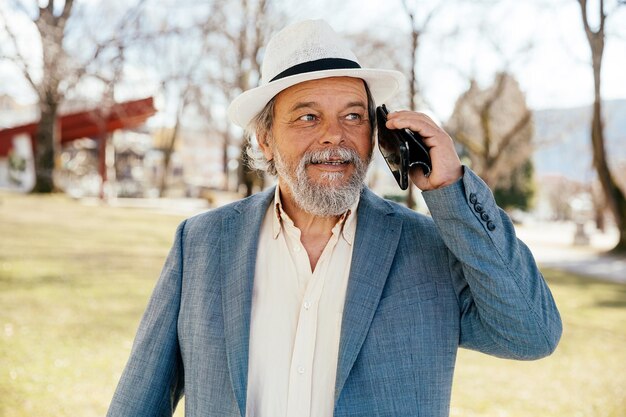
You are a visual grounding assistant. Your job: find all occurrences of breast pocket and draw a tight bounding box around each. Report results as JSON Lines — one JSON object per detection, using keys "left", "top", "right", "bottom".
{"left": 376, "top": 281, "right": 438, "bottom": 314}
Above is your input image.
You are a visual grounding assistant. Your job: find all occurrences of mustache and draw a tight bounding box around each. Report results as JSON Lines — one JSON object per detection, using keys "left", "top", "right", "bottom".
{"left": 302, "top": 147, "right": 360, "bottom": 165}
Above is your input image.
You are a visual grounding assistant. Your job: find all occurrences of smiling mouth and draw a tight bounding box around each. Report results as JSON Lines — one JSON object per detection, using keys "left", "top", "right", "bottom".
{"left": 310, "top": 160, "right": 349, "bottom": 165}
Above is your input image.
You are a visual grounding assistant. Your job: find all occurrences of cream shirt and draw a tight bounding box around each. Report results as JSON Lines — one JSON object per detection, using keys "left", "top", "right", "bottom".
{"left": 245, "top": 186, "right": 358, "bottom": 417}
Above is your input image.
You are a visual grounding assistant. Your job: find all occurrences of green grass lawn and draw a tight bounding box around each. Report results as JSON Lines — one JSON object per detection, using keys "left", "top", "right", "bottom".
{"left": 1, "top": 191, "right": 625, "bottom": 416}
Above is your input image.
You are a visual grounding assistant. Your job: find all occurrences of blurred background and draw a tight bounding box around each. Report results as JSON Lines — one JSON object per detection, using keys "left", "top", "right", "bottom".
{"left": 0, "top": 0, "right": 625, "bottom": 416}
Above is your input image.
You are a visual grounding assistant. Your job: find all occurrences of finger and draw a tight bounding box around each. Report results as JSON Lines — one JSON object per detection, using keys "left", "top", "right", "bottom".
{"left": 387, "top": 110, "right": 439, "bottom": 126}
{"left": 385, "top": 112, "right": 441, "bottom": 138}
{"left": 385, "top": 111, "right": 436, "bottom": 129}
{"left": 408, "top": 165, "right": 431, "bottom": 190}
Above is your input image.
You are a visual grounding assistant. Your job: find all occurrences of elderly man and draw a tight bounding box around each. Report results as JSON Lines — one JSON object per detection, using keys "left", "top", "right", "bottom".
{"left": 107, "top": 20, "right": 561, "bottom": 417}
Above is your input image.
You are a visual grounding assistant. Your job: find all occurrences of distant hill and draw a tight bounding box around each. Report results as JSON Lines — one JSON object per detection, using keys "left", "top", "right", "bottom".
{"left": 532, "top": 99, "right": 626, "bottom": 183}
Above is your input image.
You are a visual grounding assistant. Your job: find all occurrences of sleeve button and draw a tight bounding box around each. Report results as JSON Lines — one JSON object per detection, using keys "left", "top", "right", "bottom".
{"left": 481, "top": 212, "right": 490, "bottom": 221}
{"left": 474, "top": 203, "right": 484, "bottom": 213}
{"left": 469, "top": 193, "right": 478, "bottom": 204}
{"left": 487, "top": 221, "right": 496, "bottom": 231}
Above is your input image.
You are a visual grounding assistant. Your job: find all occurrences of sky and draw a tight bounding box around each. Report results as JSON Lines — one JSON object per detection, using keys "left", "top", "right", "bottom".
{"left": 290, "top": 0, "right": 626, "bottom": 120}
{"left": 1, "top": 0, "right": 625, "bottom": 123}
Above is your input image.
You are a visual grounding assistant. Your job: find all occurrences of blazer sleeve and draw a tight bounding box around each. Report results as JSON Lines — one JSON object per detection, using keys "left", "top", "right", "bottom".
{"left": 107, "top": 221, "right": 186, "bottom": 417}
{"left": 422, "top": 167, "right": 562, "bottom": 360}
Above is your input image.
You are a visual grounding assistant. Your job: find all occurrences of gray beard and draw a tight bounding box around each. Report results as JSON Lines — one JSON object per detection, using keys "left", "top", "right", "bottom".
{"left": 274, "top": 146, "right": 370, "bottom": 217}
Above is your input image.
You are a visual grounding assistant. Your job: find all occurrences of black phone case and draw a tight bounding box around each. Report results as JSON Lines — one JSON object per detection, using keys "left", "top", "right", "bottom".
{"left": 376, "top": 105, "right": 432, "bottom": 190}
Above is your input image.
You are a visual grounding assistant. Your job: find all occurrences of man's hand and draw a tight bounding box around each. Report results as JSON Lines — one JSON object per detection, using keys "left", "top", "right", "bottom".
{"left": 385, "top": 110, "right": 463, "bottom": 191}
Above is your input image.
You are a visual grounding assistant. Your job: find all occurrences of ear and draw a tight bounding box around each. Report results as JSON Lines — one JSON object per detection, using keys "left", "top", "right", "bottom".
{"left": 256, "top": 131, "right": 274, "bottom": 161}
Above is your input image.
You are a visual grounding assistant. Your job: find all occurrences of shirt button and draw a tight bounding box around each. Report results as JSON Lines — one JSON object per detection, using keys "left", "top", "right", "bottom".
{"left": 297, "top": 366, "right": 305, "bottom": 374}
{"left": 303, "top": 301, "right": 311, "bottom": 310}
{"left": 294, "top": 245, "right": 301, "bottom": 252}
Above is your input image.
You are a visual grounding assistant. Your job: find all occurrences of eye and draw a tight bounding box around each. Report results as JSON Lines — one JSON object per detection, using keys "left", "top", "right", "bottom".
{"left": 344, "top": 112, "right": 366, "bottom": 124}
{"left": 298, "top": 114, "right": 317, "bottom": 122}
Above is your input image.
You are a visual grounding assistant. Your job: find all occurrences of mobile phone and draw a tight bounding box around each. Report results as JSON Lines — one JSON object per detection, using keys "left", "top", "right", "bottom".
{"left": 376, "top": 104, "right": 432, "bottom": 190}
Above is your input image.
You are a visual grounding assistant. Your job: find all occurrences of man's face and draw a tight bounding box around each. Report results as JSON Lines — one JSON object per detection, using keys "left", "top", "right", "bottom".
{"left": 260, "top": 77, "right": 373, "bottom": 216}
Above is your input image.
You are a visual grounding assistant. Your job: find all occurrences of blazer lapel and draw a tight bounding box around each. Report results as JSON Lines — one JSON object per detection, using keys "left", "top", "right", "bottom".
{"left": 220, "top": 187, "right": 275, "bottom": 417}
{"left": 334, "top": 188, "right": 403, "bottom": 401}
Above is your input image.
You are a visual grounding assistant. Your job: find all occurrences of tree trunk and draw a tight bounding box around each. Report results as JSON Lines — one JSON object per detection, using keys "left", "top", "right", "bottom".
{"left": 29, "top": 0, "right": 74, "bottom": 193}
{"left": 159, "top": 121, "right": 180, "bottom": 198}
{"left": 590, "top": 90, "right": 626, "bottom": 251}
{"left": 31, "top": 96, "right": 58, "bottom": 193}
{"left": 583, "top": 1, "right": 626, "bottom": 251}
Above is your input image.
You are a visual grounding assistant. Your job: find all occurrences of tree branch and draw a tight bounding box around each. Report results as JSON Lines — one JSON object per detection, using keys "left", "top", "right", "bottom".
{"left": 577, "top": 0, "right": 590, "bottom": 33}
{"left": 0, "top": 8, "right": 39, "bottom": 94}
{"left": 61, "top": 0, "right": 74, "bottom": 20}
{"left": 495, "top": 110, "right": 532, "bottom": 157}
{"left": 454, "top": 131, "right": 485, "bottom": 156}
{"left": 599, "top": 0, "right": 606, "bottom": 32}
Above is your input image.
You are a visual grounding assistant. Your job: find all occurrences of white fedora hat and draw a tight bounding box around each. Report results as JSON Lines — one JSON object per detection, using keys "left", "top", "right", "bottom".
{"left": 227, "top": 19, "right": 406, "bottom": 128}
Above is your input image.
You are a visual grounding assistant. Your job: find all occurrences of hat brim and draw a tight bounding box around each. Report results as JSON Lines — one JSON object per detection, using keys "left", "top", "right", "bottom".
{"left": 227, "top": 68, "right": 406, "bottom": 128}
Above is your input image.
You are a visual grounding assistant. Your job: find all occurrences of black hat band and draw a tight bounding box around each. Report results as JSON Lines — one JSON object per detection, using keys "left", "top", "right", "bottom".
{"left": 269, "top": 58, "right": 361, "bottom": 82}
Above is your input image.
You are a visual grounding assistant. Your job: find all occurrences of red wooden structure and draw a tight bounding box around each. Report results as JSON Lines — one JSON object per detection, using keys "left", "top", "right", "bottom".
{"left": 0, "top": 97, "right": 156, "bottom": 194}
{"left": 0, "top": 97, "right": 156, "bottom": 157}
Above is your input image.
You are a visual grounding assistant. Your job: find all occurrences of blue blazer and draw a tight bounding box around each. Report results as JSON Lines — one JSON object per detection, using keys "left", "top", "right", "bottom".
{"left": 107, "top": 169, "right": 562, "bottom": 417}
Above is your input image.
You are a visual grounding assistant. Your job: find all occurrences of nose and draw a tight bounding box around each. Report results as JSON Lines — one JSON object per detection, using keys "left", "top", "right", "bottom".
{"left": 320, "top": 118, "right": 345, "bottom": 145}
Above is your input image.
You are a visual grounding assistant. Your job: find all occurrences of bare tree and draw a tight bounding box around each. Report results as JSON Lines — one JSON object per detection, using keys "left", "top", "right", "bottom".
{"left": 133, "top": 4, "right": 221, "bottom": 197}
{"left": 447, "top": 72, "right": 534, "bottom": 191}
{"left": 0, "top": 0, "right": 76, "bottom": 192}
{"left": 576, "top": 0, "right": 626, "bottom": 251}
{"left": 208, "top": 0, "right": 281, "bottom": 196}
{"left": 399, "top": 0, "right": 447, "bottom": 208}
{"left": 542, "top": 175, "right": 589, "bottom": 221}
{"left": 0, "top": 0, "right": 146, "bottom": 193}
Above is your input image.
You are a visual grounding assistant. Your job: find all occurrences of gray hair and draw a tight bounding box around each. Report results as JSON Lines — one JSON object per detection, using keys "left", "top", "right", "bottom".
{"left": 244, "top": 97, "right": 278, "bottom": 176}
{"left": 244, "top": 80, "right": 376, "bottom": 176}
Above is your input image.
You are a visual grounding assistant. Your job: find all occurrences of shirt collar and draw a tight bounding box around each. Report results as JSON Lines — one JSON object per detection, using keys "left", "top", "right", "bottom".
{"left": 272, "top": 184, "right": 359, "bottom": 245}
